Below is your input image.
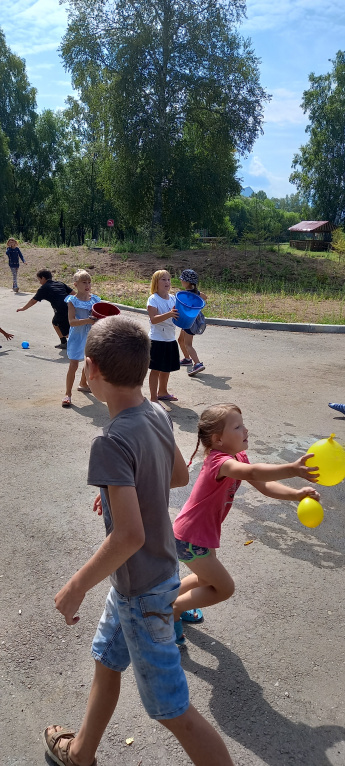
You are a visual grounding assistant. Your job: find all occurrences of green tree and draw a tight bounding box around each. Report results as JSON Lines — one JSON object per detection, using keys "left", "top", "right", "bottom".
{"left": 13, "top": 110, "right": 73, "bottom": 237}
{"left": 225, "top": 194, "right": 299, "bottom": 243}
{"left": 0, "top": 28, "right": 37, "bottom": 158}
{"left": 0, "top": 127, "right": 14, "bottom": 240}
{"left": 331, "top": 227, "right": 345, "bottom": 264}
{"left": 290, "top": 51, "right": 345, "bottom": 224}
{"left": 0, "top": 27, "right": 37, "bottom": 236}
{"left": 60, "top": 0, "right": 269, "bottom": 237}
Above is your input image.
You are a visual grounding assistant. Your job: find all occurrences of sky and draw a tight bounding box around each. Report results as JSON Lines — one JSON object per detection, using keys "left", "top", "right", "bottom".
{"left": 1, "top": 0, "right": 345, "bottom": 198}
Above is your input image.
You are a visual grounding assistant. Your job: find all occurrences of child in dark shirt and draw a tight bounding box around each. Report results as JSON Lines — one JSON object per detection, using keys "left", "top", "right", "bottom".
{"left": 6, "top": 238, "right": 26, "bottom": 292}
{"left": 17, "top": 269, "right": 74, "bottom": 348}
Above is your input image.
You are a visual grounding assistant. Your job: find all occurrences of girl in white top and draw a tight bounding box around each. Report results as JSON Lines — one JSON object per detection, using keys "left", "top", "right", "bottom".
{"left": 147, "top": 270, "right": 180, "bottom": 402}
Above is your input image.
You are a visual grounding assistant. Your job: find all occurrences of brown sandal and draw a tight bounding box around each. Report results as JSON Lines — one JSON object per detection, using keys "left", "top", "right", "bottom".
{"left": 43, "top": 726, "right": 97, "bottom": 766}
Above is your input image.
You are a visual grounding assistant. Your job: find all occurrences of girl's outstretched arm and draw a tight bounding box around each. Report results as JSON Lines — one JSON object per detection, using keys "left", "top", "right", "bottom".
{"left": 218, "top": 454, "right": 319, "bottom": 483}
{"left": 248, "top": 479, "right": 320, "bottom": 502}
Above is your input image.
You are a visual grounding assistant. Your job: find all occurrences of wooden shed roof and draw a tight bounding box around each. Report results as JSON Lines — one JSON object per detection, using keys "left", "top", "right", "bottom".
{"left": 288, "top": 221, "right": 335, "bottom": 233}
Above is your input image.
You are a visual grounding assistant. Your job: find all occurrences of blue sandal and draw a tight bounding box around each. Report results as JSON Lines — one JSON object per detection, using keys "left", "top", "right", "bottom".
{"left": 181, "top": 609, "right": 203, "bottom": 623}
{"left": 174, "top": 619, "right": 186, "bottom": 645}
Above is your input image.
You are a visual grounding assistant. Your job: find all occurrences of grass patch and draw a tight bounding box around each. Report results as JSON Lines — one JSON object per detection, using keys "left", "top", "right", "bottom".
{"left": 2, "top": 242, "right": 345, "bottom": 323}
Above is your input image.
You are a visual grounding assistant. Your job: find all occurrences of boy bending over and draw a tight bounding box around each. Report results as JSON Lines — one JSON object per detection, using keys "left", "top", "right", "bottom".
{"left": 44, "top": 316, "right": 234, "bottom": 766}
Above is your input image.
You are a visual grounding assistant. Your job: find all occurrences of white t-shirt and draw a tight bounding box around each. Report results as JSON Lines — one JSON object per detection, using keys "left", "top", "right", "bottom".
{"left": 147, "top": 293, "right": 176, "bottom": 341}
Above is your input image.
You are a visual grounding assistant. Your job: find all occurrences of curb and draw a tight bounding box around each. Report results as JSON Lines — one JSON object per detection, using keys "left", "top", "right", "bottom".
{"left": 115, "top": 303, "right": 345, "bottom": 334}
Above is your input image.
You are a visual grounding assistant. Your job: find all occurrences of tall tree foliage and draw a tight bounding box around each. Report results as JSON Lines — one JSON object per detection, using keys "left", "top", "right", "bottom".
{"left": 0, "top": 29, "right": 75, "bottom": 239}
{"left": 0, "top": 28, "right": 37, "bottom": 236}
{"left": 0, "top": 128, "right": 14, "bottom": 240}
{"left": 225, "top": 194, "right": 299, "bottom": 241}
{"left": 290, "top": 52, "right": 345, "bottom": 225}
{"left": 61, "top": 0, "right": 269, "bottom": 236}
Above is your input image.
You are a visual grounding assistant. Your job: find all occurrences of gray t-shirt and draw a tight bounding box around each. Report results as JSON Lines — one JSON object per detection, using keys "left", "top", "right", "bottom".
{"left": 87, "top": 399, "right": 177, "bottom": 596}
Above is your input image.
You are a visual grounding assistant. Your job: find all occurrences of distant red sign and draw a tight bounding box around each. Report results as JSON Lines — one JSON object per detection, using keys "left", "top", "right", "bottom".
{"left": 107, "top": 219, "right": 114, "bottom": 227}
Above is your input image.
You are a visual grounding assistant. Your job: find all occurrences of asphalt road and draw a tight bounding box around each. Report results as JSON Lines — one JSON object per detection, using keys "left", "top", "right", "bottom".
{"left": 1, "top": 286, "right": 344, "bottom": 766}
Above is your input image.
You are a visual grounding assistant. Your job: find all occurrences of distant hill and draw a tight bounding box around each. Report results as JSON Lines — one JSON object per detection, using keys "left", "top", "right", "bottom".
{"left": 241, "top": 186, "right": 255, "bottom": 198}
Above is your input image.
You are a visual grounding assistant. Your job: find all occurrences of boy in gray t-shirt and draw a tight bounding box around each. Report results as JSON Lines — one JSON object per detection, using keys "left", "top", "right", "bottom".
{"left": 44, "top": 316, "right": 234, "bottom": 766}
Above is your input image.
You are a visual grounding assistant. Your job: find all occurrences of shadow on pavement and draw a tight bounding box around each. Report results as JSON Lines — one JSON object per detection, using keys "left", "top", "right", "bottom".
{"left": 71, "top": 399, "right": 109, "bottom": 427}
{"left": 187, "top": 373, "right": 232, "bottom": 391}
{"left": 25, "top": 353, "right": 70, "bottom": 364}
{"left": 168, "top": 403, "right": 199, "bottom": 434}
{"left": 182, "top": 629, "right": 345, "bottom": 766}
{"left": 235, "top": 487, "right": 345, "bottom": 570}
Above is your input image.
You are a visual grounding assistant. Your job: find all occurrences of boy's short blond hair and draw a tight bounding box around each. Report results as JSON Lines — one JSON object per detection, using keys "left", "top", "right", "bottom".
{"left": 150, "top": 270, "right": 170, "bottom": 295}
{"left": 73, "top": 269, "right": 91, "bottom": 283}
{"left": 85, "top": 316, "right": 150, "bottom": 387}
{"left": 6, "top": 238, "right": 18, "bottom": 247}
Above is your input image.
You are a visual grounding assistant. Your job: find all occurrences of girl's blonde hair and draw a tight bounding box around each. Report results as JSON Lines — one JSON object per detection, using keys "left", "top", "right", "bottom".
{"left": 150, "top": 270, "right": 170, "bottom": 295}
{"left": 7, "top": 238, "right": 18, "bottom": 247}
{"left": 73, "top": 269, "right": 91, "bottom": 283}
{"left": 189, "top": 403, "right": 242, "bottom": 466}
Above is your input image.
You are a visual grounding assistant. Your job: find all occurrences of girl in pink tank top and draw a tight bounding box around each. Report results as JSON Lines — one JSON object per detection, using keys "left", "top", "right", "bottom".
{"left": 173, "top": 403, "right": 320, "bottom": 645}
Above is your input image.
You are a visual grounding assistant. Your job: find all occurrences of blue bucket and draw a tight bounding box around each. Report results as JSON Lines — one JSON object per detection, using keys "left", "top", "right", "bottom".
{"left": 173, "top": 291, "right": 205, "bottom": 330}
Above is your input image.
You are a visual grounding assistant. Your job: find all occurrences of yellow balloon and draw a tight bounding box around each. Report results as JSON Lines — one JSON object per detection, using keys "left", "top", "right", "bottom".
{"left": 306, "top": 433, "right": 345, "bottom": 486}
{"left": 297, "top": 497, "right": 324, "bottom": 528}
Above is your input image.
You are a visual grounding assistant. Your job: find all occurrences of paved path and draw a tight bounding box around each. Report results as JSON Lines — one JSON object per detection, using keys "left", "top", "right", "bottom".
{"left": 1, "top": 286, "right": 344, "bottom": 766}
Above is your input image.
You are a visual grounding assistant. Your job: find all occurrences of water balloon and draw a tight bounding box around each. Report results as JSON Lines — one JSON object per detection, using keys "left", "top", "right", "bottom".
{"left": 306, "top": 434, "right": 345, "bottom": 486}
{"left": 297, "top": 497, "right": 324, "bottom": 528}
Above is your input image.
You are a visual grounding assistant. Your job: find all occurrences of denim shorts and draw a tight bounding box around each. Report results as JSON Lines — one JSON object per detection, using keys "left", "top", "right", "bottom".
{"left": 91, "top": 568, "right": 189, "bottom": 720}
{"left": 175, "top": 538, "right": 211, "bottom": 563}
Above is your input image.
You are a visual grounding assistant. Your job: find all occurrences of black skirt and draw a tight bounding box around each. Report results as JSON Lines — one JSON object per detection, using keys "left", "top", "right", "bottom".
{"left": 149, "top": 340, "right": 180, "bottom": 372}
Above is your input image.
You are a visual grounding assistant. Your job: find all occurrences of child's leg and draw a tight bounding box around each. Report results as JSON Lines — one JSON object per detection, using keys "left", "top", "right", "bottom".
{"left": 177, "top": 571, "right": 208, "bottom": 596}
{"left": 160, "top": 704, "right": 234, "bottom": 766}
{"left": 158, "top": 371, "right": 170, "bottom": 397}
{"left": 79, "top": 364, "right": 88, "bottom": 388}
{"left": 183, "top": 333, "right": 199, "bottom": 365}
{"left": 45, "top": 662, "right": 121, "bottom": 766}
{"left": 54, "top": 324, "right": 64, "bottom": 340}
{"left": 149, "top": 369, "right": 173, "bottom": 400}
{"left": 10, "top": 267, "right": 18, "bottom": 290}
{"left": 173, "top": 551, "right": 234, "bottom": 621}
{"left": 65, "top": 360, "right": 79, "bottom": 397}
{"left": 178, "top": 330, "right": 190, "bottom": 359}
{"left": 149, "top": 369, "right": 160, "bottom": 401}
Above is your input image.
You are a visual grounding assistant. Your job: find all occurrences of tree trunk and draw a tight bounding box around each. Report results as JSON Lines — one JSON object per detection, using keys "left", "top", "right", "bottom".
{"left": 59, "top": 210, "right": 66, "bottom": 244}
{"left": 151, "top": 179, "right": 163, "bottom": 231}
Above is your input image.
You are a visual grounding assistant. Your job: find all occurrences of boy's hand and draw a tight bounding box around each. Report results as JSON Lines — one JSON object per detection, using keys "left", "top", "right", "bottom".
{"left": 292, "top": 453, "right": 319, "bottom": 482}
{"left": 1, "top": 329, "right": 13, "bottom": 339}
{"left": 295, "top": 486, "right": 321, "bottom": 501}
{"left": 93, "top": 493, "right": 103, "bottom": 516}
{"left": 170, "top": 308, "right": 179, "bottom": 318}
{"left": 54, "top": 578, "right": 85, "bottom": 625}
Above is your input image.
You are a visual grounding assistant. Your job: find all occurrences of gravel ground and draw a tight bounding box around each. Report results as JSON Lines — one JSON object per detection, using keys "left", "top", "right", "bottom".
{"left": 0, "top": 285, "right": 345, "bottom": 766}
